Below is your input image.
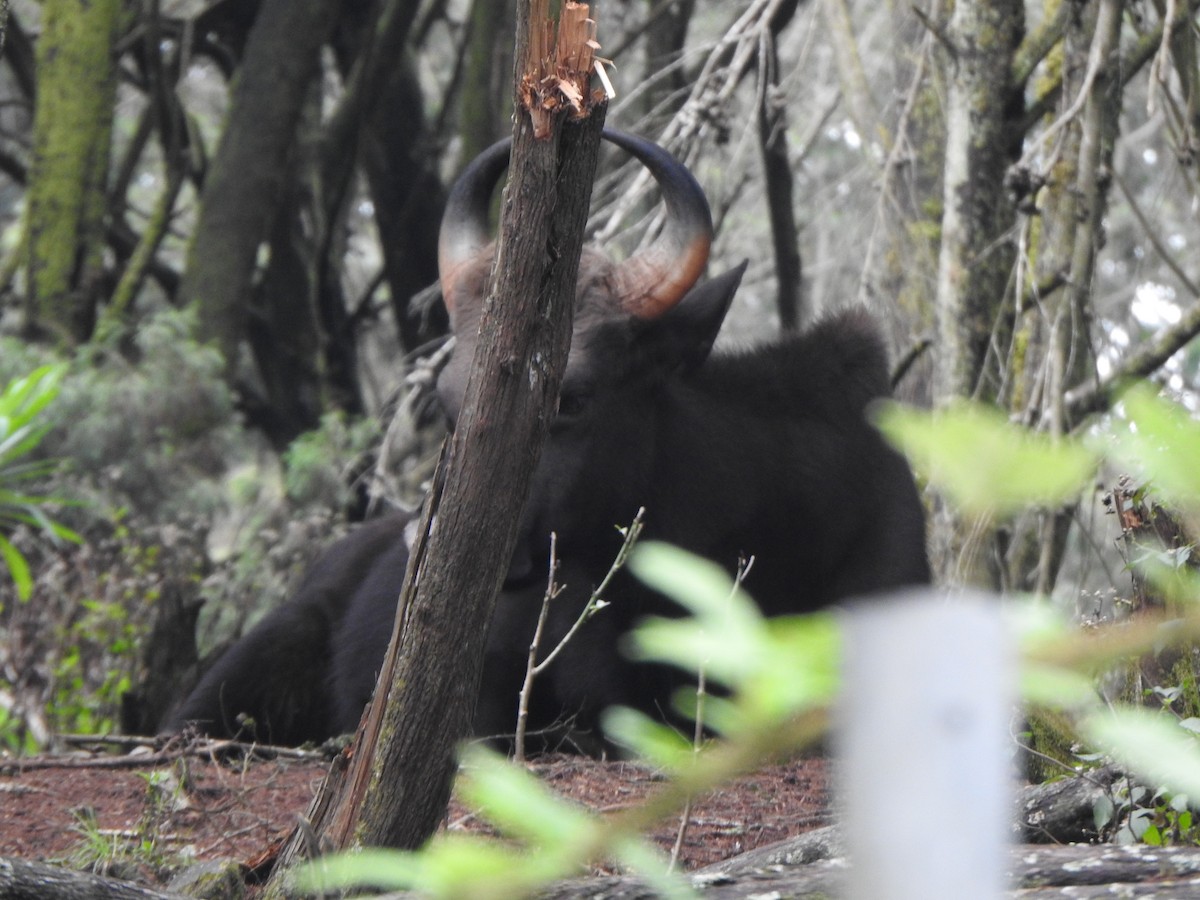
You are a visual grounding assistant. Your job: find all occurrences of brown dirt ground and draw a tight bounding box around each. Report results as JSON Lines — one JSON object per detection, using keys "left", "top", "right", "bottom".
{"left": 0, "top": 748, "right": 831, "bottom": 890}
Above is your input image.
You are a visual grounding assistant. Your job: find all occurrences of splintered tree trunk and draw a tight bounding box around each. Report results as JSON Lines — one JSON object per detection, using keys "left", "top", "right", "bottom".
{"left": 263, "top": 3, "right": 607, "bottom": 874}
{"left": 24, "top": 0, "right": 121, "bottom": 345}
{"left": 353, "top": 12, "right": 604, "bottom": 853}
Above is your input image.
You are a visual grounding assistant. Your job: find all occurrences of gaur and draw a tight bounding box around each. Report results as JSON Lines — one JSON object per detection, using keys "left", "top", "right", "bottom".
{"left": 163, "top": 130, "right": 930, "bottom": 748}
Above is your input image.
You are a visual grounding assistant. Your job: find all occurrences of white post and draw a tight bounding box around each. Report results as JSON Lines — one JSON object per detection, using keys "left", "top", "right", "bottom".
{"left": 838, "top": 589, "right": 1014, "bottom": 900}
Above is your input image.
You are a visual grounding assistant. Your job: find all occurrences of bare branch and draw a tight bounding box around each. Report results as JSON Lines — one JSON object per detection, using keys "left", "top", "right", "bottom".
{"left": 668, "top": 554, "right": 755, "bottom": 874}
{"left": 1113, "top": 170, "right": 1200, "bottom": 298}
{"left": 1064, "top": 301, "right": 1200, "bottom": 424}
{"left": 514, "top": 533, "right": 565, "bottom": 763}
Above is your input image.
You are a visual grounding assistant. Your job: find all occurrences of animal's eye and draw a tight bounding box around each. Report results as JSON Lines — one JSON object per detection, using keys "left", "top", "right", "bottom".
{"left": 556, "top": 390, "right": 592, "bottom": 420}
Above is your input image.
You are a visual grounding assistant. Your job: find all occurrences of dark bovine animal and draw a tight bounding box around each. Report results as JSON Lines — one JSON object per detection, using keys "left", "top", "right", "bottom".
{"left": 163, "top": 129, "right": 930, "bottom": 748}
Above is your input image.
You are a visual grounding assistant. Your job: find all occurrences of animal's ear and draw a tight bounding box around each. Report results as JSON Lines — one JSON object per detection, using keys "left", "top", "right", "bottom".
{"left": 646, "top": 260, "right": 748, "bottom": 373}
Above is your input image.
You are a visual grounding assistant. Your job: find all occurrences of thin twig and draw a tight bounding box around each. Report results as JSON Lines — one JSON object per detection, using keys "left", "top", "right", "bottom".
{"left": 1147, "top": 0, "right": 1178, "bottom": 116}
{"left": 1013, "top": 5, "right": 1111, "bottom": 175}
{"left": 910, "top": 4, "right": 956, "bottom": 60}
{"left": 513, "top": 509, "right": 647, "bottom": 761}
{"left": 514, "top": 533, "right": 565, "bottom": 763}
{"left": 530, "top": 509, "right": 646, "bottom": 677}
{"left": 1113, "top": 170, "right": 1200, "bottom": 298}
{"left": 668, "top": 554, "right": 755, "bottom": 873}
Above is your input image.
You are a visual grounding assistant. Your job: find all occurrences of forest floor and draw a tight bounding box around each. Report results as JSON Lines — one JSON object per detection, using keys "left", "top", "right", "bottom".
{"left": 0, "top": 747, "right": 832, "bottom": 891}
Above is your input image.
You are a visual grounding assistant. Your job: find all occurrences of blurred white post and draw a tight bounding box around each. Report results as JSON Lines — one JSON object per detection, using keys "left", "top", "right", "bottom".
{"left": 839, "top": 589, "right": 1013, "bottom": 900}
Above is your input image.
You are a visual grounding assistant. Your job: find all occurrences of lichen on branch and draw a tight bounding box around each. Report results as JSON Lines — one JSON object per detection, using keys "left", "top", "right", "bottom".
{"left": 520, "top": 1, "right": 606, "bottom": 139}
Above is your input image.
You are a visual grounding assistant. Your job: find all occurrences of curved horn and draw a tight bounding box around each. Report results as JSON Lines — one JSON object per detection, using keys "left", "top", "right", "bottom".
{"left": 438, "top": 130, "right": 713, "bottom": 322}
{"left": 438, "top": 137, "right": 512, "bottom": 320}
{"left": 602, "top": 129, "right": 714, "bottom": 320}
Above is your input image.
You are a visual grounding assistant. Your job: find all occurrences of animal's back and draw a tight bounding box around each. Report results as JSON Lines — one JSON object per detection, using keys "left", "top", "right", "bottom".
{"left": 649, "top": 308, "right": 927, "bottom": 612}
{"left": 162, "top": 514, "right": 410, "bottom": 744}
{"left": 700, "top": 308, "right": 892, "bottom": 423}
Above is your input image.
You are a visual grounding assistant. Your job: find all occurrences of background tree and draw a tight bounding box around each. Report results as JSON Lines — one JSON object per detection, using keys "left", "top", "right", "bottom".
{"left": 0, "top": 0, "right": 1198, "bottom": 771}
{"left": 23, "top": 0, "right": 121, "bottom": 345}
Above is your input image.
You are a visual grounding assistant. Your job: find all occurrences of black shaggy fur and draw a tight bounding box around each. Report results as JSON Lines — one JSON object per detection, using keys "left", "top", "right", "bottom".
{"left": 163, "top": 302, "right": 929, "bottom": 749}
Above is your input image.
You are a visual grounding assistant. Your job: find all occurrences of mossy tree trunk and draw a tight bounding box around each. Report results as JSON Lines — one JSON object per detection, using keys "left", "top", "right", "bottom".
{"left": 1004, "top": 0, "right": 1123, "bottom": 594}
{"left": 929, "top": 0, "right": 1024, "bottom": 587}
{"left": 857, "top": 6, "right": 945, "bottom": 394}
{"left": 24, "top": 0, "right": 122, "bottom": 346}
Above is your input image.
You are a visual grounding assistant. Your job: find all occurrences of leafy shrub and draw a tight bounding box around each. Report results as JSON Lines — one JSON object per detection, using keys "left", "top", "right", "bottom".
{"left": 283, "top": 410, "right": 379, "bottom": 509}
{"left": 0, "top": 363, "right": 79, "bottom": 601}
{"left": 0, "top": 512, "right": 208, "bottom": 748}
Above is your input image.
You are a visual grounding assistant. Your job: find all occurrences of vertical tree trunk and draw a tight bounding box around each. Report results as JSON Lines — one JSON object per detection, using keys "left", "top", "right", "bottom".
{"left": 24, "top": 0, "right": 121, "bottom": 345}
{"left": 1006, "top": 0, "right": 1123, "bottom": 593}
{"left": 460, "top": 0, "right": 517, "bottom": 162}
{"left": 857, "top": 5, "right": 945, "bottom": 396}
{"left": 356, "top": 103, "right": 606, "bottom": 856}
{"left": 177, "top": 0, "right": 339, "bottom": 376}
{"left": 757, "top": 0, "right": 804, "bottom": 330}
{"left": 929, "top": 0, "right": 1024, "bottom": 587}
{"left": 263, "top": 2, "right": 607, "bottom": 867}
{"left": 360, "top": 55, "right": 448, "bottom": 354}
{"left": 642, "top": 0, "right": 695, "bottom": 122}
{"left": 932, "top": 0, "right": 1023, "bottom": 405}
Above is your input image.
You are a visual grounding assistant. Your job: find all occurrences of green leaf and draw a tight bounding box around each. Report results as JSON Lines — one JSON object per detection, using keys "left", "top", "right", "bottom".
{"left": 745, "top": 614, "right": 840, "bottom": 718}
{"left": 627, "top": 543, "right": 840, "bottom": 727}
{"left": 874, "top": 401, "right": 1096, "bottom": 517}
{"left": 626, "top": 543, "right": 768, "bottom": 687}
{"left": 1020, "top": 663, "right": 1098, "bottom": 711}
{"left": 0, "top": 534, "right": 31, "bottom": 602}
{"left": 612, "top": 837, "right": 696, "bottom": 900}
{"left": 295, "top": 840, "right": 518, "bottom": 896}
{"left": 1083, "top": 708, "right": 1200, "bottom": 799}
{"left": 1107, "top": 384, "right": 1200, "bottom": 508}
{"left": 457, "top": 745, "right": 597, "bottom": 849}
{"left": 0, "top": 365, "right": 64, "bottom": 426}
{"left": 600, "top": 706, "right": 698, "bottom": 769}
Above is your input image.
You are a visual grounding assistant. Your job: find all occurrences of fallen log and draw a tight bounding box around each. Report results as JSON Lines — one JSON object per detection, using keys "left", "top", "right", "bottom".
{"left": 1014, "top": 764, "right": 1124, "bottom": 844}
{"left": 0, "top": 856, "right": 187, "bottom": 900}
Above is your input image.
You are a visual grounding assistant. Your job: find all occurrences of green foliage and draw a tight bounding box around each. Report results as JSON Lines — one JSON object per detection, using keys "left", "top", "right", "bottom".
{"left": 62, "top": 764, "right": 191, "bottom": 878}
{"left": 283, "top": 411, "right": 379, "bottom": 508}
{"left": 0, "top": 363, "right": 80, "bottom": 601}
{"left": 621, "top": 542, "right": 839, "bottom": 737}
{"left": 874, "top": 400, "right": 1097, "bottom": 517}
{"left": 1107, "top": 385, "right": 1200, "bottom": 509}
{"left": 302, "top": 744, "right": 688, "bottom": 900}
{"left": 1084, "top": 708, "right": 1200, "bottom": 804}
{"left": 50, "top": 595, "right": 138, "bottom": 735}
{"left": 0, "top": 707, "right": 39, "bottom": 756}
{"left": 880, "top": 389, "right": 1200, "bottom": 845}
{"left": 0, "top": 308, "right": 242, "bottom": 520}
